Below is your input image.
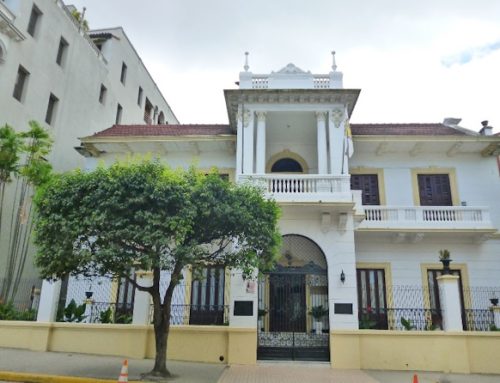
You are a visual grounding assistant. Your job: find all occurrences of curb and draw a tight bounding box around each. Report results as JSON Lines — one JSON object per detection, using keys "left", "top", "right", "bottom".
{"left": 0, "top": 371, "right": 141, "bottom": 383}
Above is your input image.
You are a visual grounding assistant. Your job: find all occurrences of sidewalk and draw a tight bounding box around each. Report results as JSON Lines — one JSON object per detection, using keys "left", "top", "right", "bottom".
{"left": 1, "top": 348, "right": 499, "bottom": 383}
{"left": 0, "top": 348, "right": 226, "bottom": 382}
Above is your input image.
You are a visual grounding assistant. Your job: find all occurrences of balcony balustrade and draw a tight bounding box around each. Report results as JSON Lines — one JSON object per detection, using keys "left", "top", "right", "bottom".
{"left": 359, "top": 206, "right": 493, "bottom": 231}
{"left": 238, "top": 174, "right": 353, "bottom": 203}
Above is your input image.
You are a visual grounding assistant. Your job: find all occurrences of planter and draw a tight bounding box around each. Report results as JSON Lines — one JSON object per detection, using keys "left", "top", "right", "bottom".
{"left": 440, "top": 259, "right": 452, "bottom": 275}
{"left": 491, "top": 298, "right": 499, "bottom": 306}
{"left": 313, "top": 320, "right": 323, "bottom": 334}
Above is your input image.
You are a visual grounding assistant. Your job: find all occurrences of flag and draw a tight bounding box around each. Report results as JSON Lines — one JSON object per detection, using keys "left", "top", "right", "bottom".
{"left": 344, "top": 117, "right": 354, "bottom": 158}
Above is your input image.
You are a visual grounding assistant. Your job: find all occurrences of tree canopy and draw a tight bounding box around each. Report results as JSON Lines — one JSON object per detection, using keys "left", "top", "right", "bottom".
{"left": 33, "top": 160, "right": 281, "bottom": 376}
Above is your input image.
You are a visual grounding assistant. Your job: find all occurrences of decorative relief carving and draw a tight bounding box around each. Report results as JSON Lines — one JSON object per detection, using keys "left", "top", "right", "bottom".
{"left": 330, "top": 108, "right": 344, "bottom": 128}
{"left": 256, "top": 111, "right": 267, "bottom": 122}
{"left": 274, "top": 63, "right": 309, "bottom": 74}
{"left": 237, "top": 109, "right": 251, "bottom": 127}
{"left": 315, "top": 111, "right": 327, "bottom": 122}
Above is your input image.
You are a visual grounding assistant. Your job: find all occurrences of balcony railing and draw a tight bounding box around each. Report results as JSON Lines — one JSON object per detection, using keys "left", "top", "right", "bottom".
{"left": 359, "top": 206, "right": 493, "bottom": 230}
{"left": 238, "top": 174, "right": 352, "bottom": 203}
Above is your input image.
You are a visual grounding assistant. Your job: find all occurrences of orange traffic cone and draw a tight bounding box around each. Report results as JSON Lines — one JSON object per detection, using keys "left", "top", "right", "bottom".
{"left": 118, "top": 359, "right": 128, "bottom": 383}
{"left": 412, "top": 373, "right": 419, "bottom": 383}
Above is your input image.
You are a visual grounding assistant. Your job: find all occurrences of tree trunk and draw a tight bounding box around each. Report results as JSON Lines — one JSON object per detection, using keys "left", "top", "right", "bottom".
{"left": 149, "top": 265, "right": 182, "bottom": 377}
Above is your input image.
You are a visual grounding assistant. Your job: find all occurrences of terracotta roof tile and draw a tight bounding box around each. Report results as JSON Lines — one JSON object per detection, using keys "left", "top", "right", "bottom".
{"left": 89, "top": 123, "right": 475, "bottom": 139}
{"left": 350, "top": 123, "right": 471, "bottom": 136}
{"left": 90, "top": 124, "right": 233, "bottom": 138}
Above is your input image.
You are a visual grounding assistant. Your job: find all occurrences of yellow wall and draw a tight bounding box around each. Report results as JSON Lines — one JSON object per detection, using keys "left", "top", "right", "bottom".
{"left": 0, "top": 321, "right": 256, "bottom": 365}
{"left": 331, "top": 330, "right": 500, "bottom": 374}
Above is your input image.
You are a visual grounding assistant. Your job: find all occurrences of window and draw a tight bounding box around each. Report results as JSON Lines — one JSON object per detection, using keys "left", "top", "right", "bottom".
{"left": 120, "top": 62, "right": 127, "bottom": 84}
{"left": 137, "top": 86, "right": 143, "bottom": 106}
{"left": 157, "top": 111, "right": 165, "bottom": 124}
{"left": 351, "top": 174, "right": 380, "bottom": 205}
{"left": 190, "top": 266, "right": 225, "bottom": 325}
{"left": 12, "top": 65, "right": 29, "bottom": 102}
{"left": 357, "top": 268, "right": 387, "bottom": 329}
{"left": 45, "top": 93, "right": 59, "bottom": 125}
{"left": 115, "top": 104, "right": 123, "bottom": 124}
{"left": 27, "top": 4, "right": 42, "bottom": 37}
{"left": 417, "top": 174, "right": 452, "bottom": 206}
{"left": 98, "top": 84, "right": 107, "bottom": 104}
{"left": 144, "top": 98, "right": 153, "bottom": 124}
{"left": 271, "top": 158, "right": 303, "bottom": 173}
{"left": 56, "top": 37, "right": 69, "bottom": 66}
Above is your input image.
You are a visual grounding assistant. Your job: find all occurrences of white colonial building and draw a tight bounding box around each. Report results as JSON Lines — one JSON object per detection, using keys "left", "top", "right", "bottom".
{"left": 34, "top": 54, "right": 500, "bottom": 368}
{"left": 29, "top": 52, "right": 500, "bottom": 372}
{"left": 0, "top": 0, "right": 178, "bottom": 292}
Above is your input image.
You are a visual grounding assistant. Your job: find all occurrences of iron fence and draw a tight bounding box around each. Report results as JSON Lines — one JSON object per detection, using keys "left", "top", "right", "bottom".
{"left": 359, "top": 285, "right": 442, "bottom": 331}
{"left": 0, "top": 277, "right": 42, "bottom": 313}
{"left": 89, "top": 302, "right": 134, "bottom": 324}
{"left": 462, "top": 286, "right": 500, "bottom": 331}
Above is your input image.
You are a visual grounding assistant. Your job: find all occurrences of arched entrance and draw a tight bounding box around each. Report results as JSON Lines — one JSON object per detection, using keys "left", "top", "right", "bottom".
{"left": 257, "top": 234, "right": 329, "bottom": 361}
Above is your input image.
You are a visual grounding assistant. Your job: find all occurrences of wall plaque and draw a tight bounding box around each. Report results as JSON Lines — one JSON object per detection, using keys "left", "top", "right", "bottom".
{"left": 233, "top": 300, "right": 253, "bottom": 316}
{"left": 334, "top": 303, "right": 353, "bottom": 315}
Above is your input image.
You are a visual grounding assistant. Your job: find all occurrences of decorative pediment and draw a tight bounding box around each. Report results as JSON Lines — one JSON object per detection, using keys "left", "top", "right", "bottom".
{"left": 274, "top": 63, "right": 310, "bottom": 75}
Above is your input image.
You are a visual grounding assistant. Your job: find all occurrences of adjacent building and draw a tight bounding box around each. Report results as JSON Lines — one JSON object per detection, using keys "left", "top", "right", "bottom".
{"left": 0, "top": 0, "right": 178, "bottom": 297}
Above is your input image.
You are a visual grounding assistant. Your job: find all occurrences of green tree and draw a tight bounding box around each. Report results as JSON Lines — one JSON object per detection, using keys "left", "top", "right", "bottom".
{"left": 0, "top": 124, "right": 23, "bottom": 241}
{"left": 33, "top": 161, "right": 281, "bottom": 378}
{"left": 0, "top": 121, "right": 52, "bottom": 301}
{"left": 2, "top": 121, "right": 52, "bottom": 301}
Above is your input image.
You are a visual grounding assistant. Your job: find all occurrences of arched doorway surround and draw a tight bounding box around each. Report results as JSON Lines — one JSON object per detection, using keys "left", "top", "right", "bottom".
{"left": 257, "top": 234, "right": 330, "bottom": 361}
{"left": 266, "top": 150, "right": 308, "bottom": 173}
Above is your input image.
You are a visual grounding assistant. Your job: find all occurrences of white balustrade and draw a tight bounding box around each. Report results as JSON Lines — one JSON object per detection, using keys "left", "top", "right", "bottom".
{"left": 238, "top": 174, "right": 351, "bottom": 202}
{"left": 248, "top": 75, "right": 333, "bottom": 89}
{"left": 361, "top": 206, "right": 492, "bottom": 230}
{"left": 251, "top": 76, "right": 269, "bottom": 89}
{"left": 313, "top": 75, "right": 330, "bottom": 89}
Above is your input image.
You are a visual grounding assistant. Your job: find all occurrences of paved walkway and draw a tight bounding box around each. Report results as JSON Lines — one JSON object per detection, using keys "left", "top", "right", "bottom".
{"left": 1, "top": 348, "right": 500, "bottom": 383}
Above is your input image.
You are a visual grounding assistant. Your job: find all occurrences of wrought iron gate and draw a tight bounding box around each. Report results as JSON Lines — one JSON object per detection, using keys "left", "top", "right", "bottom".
{"left": 257, "top": 264, "right": 329, "bottom": 361}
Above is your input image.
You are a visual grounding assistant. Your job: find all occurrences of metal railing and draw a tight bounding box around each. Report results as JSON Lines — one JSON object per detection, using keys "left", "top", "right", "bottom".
{"left": 463, "top": 286, "right": 500, "bottom": 331}
{"left": 89, "top": 302, "right": 133, "bottom": 324}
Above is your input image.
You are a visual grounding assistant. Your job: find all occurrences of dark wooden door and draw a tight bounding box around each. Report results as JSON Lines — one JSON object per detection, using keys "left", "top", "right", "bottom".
{"left": 418, "top": 174, "right": 452, "bottom": 206}
{"left": 357, "top": 269, "right": 387, "bottom": 329}
{"left": 351, "top": 175, "right": 380, "bottom": 205}
{"left": 269, "top": 274, "right": 306, "bottom": 332}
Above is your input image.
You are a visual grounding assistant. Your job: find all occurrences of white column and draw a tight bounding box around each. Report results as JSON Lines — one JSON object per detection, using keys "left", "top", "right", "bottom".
{"left": 437, "top": 275, "right": 463, "bottom": 331}
{"left": 329, "top": 108, "right": 347, "bottom": 175}
{"left": 316, "top": 111, "right": 328, "bottom": 174}
{"left": 236, "top": 108, "right": 243, "bottom": 176}
{"left": 492, "top": 306, "right": 500, "bottom": 329}
{"left": 132, "top": 271, "right": 153, "bottom": 325}
{"left": 37, "top": 279, "right": 62, "bottom": 322}
{"left": 242, "top": 109, "right": 255, "bottom": 174}
{"left": 229, "top": 269, "right": 257, "bottom": 328}
{"left": 255, "top": 112, "right": 267, "bottom": 174}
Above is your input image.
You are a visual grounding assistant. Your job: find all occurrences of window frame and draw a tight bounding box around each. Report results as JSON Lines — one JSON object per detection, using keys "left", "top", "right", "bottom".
{"left": 411, "top": 168, "right": 459, "bottom": 206}
{"left": 349, "top": 168, "right": 386, "bottom": 205}
{"left": 45, "top": 93, "right": 59, "bottom": 125}
{"left": 120, "top": 62, "right": 127, "bottom": 84}
{"left": 12, "top": 65, "right": 30, "bottom": 102}
{"left": 56, "top": 36, "right": 69, "bottom": 67}
{"left": 27, "top": 4, "right": 42, "bottom": 37}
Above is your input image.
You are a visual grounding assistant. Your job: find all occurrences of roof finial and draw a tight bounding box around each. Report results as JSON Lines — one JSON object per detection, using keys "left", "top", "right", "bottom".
{"left": 244, "top": 52, "right": 249, "bottom": 72}
{"left": 331, "top": 50, "right": 337, "bottom": 71}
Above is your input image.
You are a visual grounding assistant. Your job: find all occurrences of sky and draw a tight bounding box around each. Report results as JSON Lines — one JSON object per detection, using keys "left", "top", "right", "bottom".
{"left": 70, "top": 0, "right": 500, "bottom": 132}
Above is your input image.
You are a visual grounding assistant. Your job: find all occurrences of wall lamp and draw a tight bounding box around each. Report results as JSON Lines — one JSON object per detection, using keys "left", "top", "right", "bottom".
{"left": 340, "top": 270, "right": 346, "bottom": 284}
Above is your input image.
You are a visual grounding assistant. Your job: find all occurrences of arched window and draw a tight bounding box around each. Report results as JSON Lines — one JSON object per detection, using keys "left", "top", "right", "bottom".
{"left": 157, "top": 111, "right": 165, "bottom": 124}
{"left": 271, "top": 158, "right": 303, "bottom": 173}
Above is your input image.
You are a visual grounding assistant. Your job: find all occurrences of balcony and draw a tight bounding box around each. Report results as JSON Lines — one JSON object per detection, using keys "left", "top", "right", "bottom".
{"left": 358, "top": 206, "right": 495, "bottom": 232}
{"left": 238, "top": 174, "right": 353, "bottom": 204}
{"left": 0, "top": 0, "right": 24, "bottom": 41}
